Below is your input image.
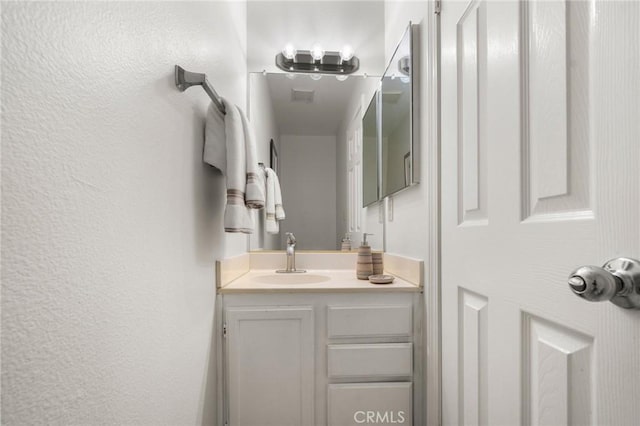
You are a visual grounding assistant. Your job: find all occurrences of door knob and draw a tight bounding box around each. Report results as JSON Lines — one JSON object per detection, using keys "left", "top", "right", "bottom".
{"left": 568, "top": 258, "right": 640, "bottom": 309}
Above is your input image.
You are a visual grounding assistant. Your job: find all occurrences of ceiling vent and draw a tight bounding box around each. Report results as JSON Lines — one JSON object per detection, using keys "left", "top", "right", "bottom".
{"left": 291, "top": 88, "right": 315, "bottom": 103}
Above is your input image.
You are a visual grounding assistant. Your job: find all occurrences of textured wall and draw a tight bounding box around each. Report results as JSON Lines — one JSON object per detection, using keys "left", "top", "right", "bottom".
{"left": 1, "top": 2, "right": 246, "bottom": 424}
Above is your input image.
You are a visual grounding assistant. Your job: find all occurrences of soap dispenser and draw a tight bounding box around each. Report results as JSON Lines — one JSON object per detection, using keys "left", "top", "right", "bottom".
{"left": 356, "top": 233, "right": 374, "bottom": 280}
{"left": 341, "top": 233, "right": 352, "bottom": 251}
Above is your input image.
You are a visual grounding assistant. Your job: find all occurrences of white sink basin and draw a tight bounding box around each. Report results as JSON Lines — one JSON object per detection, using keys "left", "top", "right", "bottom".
{"left": 252, "top": 273, "right": 331, "bottom": 285}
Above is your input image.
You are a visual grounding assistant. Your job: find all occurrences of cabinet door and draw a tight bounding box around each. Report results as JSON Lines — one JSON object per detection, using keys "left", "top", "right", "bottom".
{"left": 225, "top": 306, "right": 314, "bottom": 426}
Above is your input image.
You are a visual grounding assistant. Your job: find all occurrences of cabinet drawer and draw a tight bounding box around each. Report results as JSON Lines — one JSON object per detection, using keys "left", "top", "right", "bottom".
{"left": 328, "top": 343, "right": 413, "bottom": 380}
{"left": 328, "top": 382, "right": 412, "bottom": 426}
{"left": 327, "top": 305, "right": 412, "bottom": 338}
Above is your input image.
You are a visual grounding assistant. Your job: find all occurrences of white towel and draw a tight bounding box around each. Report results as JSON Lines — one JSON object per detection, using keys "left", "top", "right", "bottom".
{"left": 203, "top": 98, "right": 265, "bottom": 233}
{"left": 238, "top": 108, "right": 265, "bottom": 209}
{"left": 203, "top": 102, "right": 226, "bottom": 174}
{"left": 265, "top": 167, "right": 285, "bottom": 234}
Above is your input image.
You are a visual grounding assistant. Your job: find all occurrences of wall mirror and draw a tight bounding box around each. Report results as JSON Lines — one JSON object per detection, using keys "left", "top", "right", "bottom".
{"left": 381, "top": 23, "right": 419, "bottom": 198}
{"left": 248, "top": 72, "right": 383, "bottom": 251}
{"left": 362, "top": 90, "right": 380, "bottom": 207}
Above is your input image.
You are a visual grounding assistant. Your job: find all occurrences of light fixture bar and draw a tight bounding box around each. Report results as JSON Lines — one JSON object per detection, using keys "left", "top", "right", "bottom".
{"left": 275, "top": 50, "right": 360, "bottom": 75}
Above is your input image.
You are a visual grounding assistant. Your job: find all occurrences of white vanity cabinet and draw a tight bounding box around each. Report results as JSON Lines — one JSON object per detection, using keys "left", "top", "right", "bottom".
{"left": 221, "top": 291, "right": 422, "bottom": 426}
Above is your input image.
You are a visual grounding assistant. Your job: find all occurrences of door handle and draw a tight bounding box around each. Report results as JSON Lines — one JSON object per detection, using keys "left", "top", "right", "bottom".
{"left": 568, "top": 257, "right": 640, "bottom": 309}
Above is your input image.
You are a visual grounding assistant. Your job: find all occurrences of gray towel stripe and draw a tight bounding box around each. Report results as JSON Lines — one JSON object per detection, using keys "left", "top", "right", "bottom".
{"left": 227, "top": 189, "right": 245, "bottom": 205}
{"left": 225, "top": 227, "right": 253, "bottom": 234}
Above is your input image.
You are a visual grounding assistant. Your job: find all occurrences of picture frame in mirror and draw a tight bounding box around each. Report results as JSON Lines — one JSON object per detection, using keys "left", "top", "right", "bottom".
{"left": 270, "top": 139, "right": 279, "bottom": 174}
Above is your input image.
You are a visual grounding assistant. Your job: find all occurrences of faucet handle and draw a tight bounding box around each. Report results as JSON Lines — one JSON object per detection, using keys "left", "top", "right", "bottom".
{"left": 286, "top": 232, "right": 296, "bottom": 244}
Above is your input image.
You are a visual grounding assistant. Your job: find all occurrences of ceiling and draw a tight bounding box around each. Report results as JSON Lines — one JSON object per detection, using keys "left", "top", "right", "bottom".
{"left": 262, "top": 73, "right": 365, "bottom": 136}
{"left": 247, "top": 1, "right": 385, "bottom": 76}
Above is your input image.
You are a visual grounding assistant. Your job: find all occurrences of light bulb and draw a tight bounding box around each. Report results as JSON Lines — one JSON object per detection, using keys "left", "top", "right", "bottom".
{"left": 398, "top": 56, "right": 411, "bottom": 76}
{"left": 310, "top": 43, "right": 324, "bottom": 61}
{"left": 340, "top": 45, "right": 354, "bottom": 61}
{"left": 282, "top": 43, "right": 296, "bottom": 60}
{"left": 336, "top": 75, "right": 349, "bottom": 81}
{"left": 310, "top": 73, "right": 322, "bottom": 81}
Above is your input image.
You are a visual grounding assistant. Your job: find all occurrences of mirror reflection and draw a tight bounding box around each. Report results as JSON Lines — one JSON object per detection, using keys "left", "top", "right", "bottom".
{"left": 248, "top": 72, "right": 383, "bottom": 251}
{"left": 362, "top": 91, "right": 379, "bottom": 207}
{"left": 381, "top": 24, "right": 417, "bottom": 198}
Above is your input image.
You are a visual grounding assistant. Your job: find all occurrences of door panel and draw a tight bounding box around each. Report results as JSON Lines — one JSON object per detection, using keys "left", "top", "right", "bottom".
{"left": 457, "top": 0, "right": 488, "bottom": 226}
{"left": 522, "top": 0, "right": 592, "bottom": 221}
{"left": 441, "top": 1, "right": 640, "bottom": 425}
{"left": 458, "top": 289, "right": 488, "bottom": 426}
{"left": 522, "top": 314, "right": 593, "bottom": 426}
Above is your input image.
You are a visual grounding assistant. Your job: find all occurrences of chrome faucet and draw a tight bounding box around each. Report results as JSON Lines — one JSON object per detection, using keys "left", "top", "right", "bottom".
{"left": 286, "top": 232, "right": 296, "bottom": 270}
{"left": 276, "top": 232, "right": 306, "bottom": 273}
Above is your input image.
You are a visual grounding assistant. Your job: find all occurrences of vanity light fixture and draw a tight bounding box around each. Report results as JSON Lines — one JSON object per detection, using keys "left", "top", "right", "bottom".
{"left": 340, "top": 44, "right": 354, "bottom": 61}
{"left": 310, "top": 43, "right": 324, "bottom": 61}
{"left": 398, "top": 56, "right": 411, "bottom": 76}
{"left": 398, "top": 56, "right": 411, "bottom": 83}
{"left": 275, "top": 43, "right": 360, "bottom": 75}
{"left": 282, "top": 43, "right": 297, "bottom": 60}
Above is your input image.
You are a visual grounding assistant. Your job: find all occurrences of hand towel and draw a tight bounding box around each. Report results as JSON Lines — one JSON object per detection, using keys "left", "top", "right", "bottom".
{"left": 203, "top": 99, "right": 266, "bottom": 233}
{"left": 221, "top": 99, "right": 253, "bottom": 233}
{"left": 203, "top": 103, "right": 227, "bottom": 174}
{"left": 265, "top": 167, "right": 285, "bottom": 234}
{"left": 238, "top": 108, "right": 265, "bottom": 209}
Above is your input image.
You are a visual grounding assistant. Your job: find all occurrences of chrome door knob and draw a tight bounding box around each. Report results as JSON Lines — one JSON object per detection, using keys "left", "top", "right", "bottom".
{"left": 568, "top": 257, "right": 640, "bottom": 309}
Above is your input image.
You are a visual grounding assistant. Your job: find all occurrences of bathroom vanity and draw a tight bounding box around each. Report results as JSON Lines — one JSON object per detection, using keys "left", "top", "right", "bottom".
{"left": 217, "top": 252, "right": 423, "bottom": 426}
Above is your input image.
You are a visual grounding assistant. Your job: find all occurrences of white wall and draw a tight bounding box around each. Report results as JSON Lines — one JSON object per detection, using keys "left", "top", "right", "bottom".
{"left": 279, "top": 134, "right": 337, "bottom": 250}
{"left": 1, "top": 2, "right": 246, "bottom": 424}
{"left": 248, "top": 73, "right": 281, "bottom": 250}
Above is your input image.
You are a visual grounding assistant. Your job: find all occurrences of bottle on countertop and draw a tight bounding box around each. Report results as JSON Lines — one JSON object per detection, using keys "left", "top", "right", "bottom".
{"left": 341, "top": 233, "right": 352, "bottom": 251}
{"left": 356, "top": 233, "right": 374, "bottom": 280}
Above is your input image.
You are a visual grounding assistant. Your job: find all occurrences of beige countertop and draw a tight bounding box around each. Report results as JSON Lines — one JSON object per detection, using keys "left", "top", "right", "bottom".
{"left": 219, "top": 269, "right": 420, "bottom": 294}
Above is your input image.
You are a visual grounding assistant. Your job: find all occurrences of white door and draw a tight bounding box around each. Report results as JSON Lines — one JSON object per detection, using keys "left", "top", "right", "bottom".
{"left": 347, "top": 105, "right": 363, "bottom": 238}
{"left": 441, "top": 1, "right": 639, "bottom": 425}
{"left": 225, "top": 306, "right": 314, "bottom": 426}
